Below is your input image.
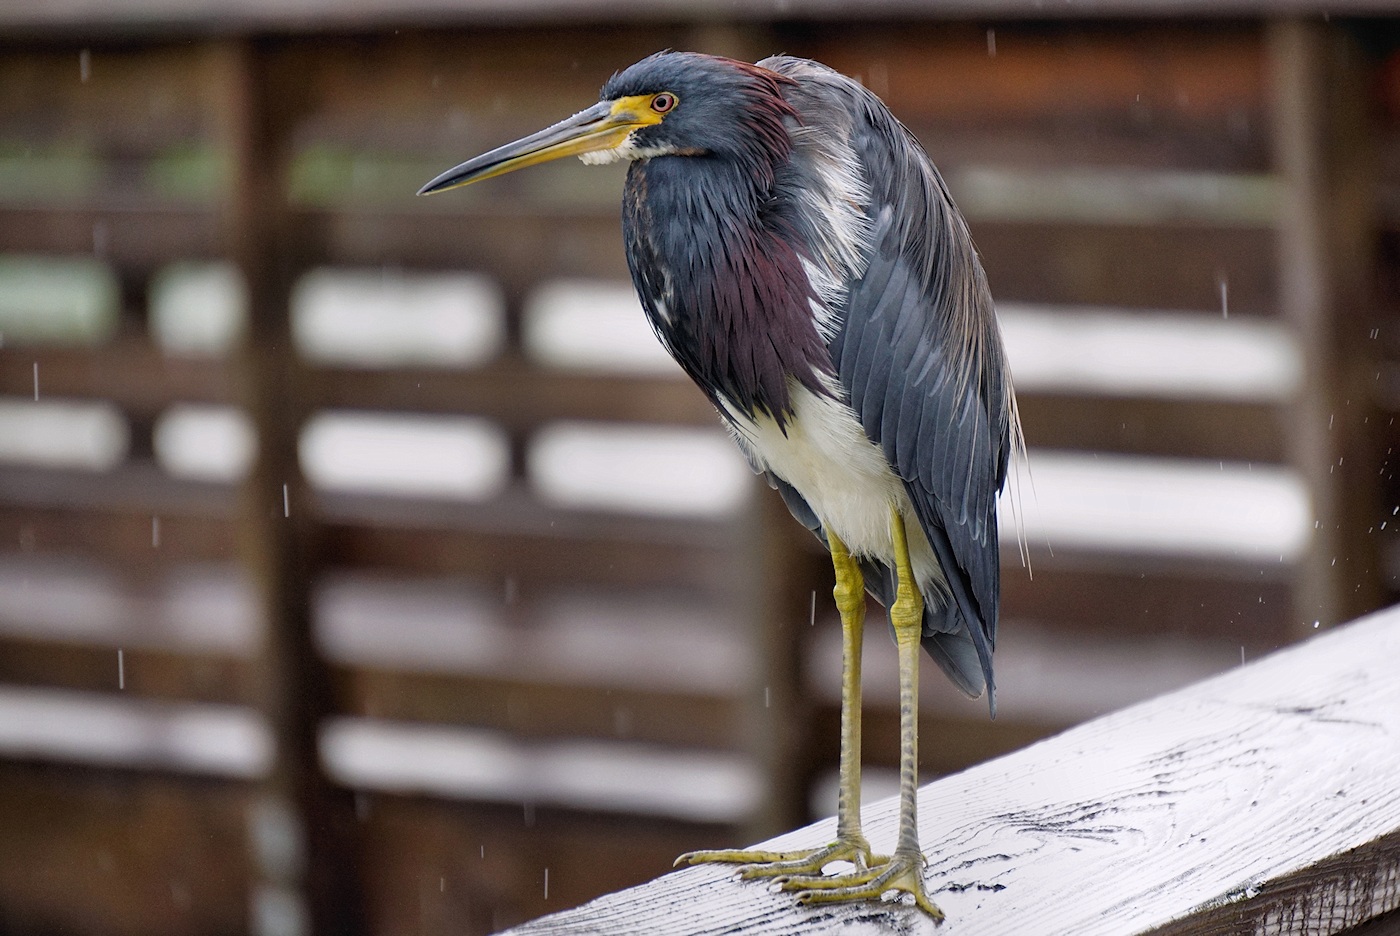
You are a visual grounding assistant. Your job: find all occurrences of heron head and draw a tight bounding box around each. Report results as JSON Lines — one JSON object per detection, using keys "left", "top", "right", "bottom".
{"left": 418, "top": 51, "right": 795, "bottom": 195}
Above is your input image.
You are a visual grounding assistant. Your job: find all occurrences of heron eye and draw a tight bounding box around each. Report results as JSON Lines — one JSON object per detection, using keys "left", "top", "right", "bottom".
{"left": 650, "top": 93, "right": 677, "bottom": 114}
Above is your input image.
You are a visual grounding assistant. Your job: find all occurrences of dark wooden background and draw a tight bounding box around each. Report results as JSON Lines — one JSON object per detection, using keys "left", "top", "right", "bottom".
{"left": 0, "top": 8, "right": 1397, "bottom": 935}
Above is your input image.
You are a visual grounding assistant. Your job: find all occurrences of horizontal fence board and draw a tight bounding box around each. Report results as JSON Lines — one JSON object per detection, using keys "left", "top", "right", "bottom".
{"left": 0, "top": 635, "right": 741, "bottom": 748}
{"left": 0, "top": 204, "right": 217, "bottom": 265}
{"left": 0, "top": 636, "right": 248, "bottom": 705}
{"left": 0, "top": 497, "right": 1295, "bottom": 605}
{"left": 0, "top": 510, "right": 737, "bottom": 597}
{"left": 3, "top": 347, "right": 1285, "bottom": 461}
{"left": 1000, "top": 555, "right": 1293, "bottom": 643}
{"left": 309, "top": 357, "right": 715, "bottom": 429}
{"left": 0, "top": 348, "right": 716, "bottom": 428}
{"left": 1017, "top": 394, "right": 1284, "bottom": 462}
{"left": 0, "top": 44, "right": 225, "bottom": 147}
{"left": 795, "top": 23, "right": 1264, "bottom": 124}
{"left": 977, "top": 220, "right": 1275, "bottom": 313}
{"left": 0, "top": 344, "right": 230, "bottom": 414}
{"left": 0, "top": 458, "right": 1297, "bottom": 624}
{"left": 911, "top": 119, "right": 1270, "bottom": 176}
{"left": 0, "top": 201, "right": 1275, "bottom": 314}
{"left": 0, "top": 465, "right": 743, "bottom": 585}
{"left": 339, "top": 668, "right": 740, "bottom": 750}
{"left": 2, "top": 25, "right": 1268, "bottom": 175}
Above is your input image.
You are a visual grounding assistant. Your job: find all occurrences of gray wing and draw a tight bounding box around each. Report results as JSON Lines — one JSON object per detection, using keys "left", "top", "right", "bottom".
{"left": 765, "top": 56, "right": 1017, "bottom": 714}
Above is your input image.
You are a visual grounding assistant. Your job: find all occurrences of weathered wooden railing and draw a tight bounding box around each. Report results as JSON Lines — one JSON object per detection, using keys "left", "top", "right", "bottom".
{"left": 502, "top": 604, "right": 1400, "bottom": 936}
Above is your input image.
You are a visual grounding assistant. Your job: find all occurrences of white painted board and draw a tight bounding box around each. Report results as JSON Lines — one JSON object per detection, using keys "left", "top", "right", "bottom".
{"left": 500, "top": 606, "right": 1400, "bottom": 935}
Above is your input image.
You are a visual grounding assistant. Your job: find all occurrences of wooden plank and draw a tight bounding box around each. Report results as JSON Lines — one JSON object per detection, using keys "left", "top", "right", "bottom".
{"left": 501, "top": 605, "right": 1400, "bottom": 935}
{"left": 1269, "top": 20, "right": 1387, "bottom": 634}
{"left": 0, "top": 761, "right": 250, "bottom": 936}
{"left": 338, "top": 668, "right": 740, "bottom": 750}
{"left": 732, "top": 485, "right": 827, "bottom": 841}
{"left": 799, "top": 23, "right": 1265, "bottom": 126}
{"left": 0, "top": 468, "right": 741, "bottom": 594}
{"left": 0, "top": 635, "right": 250, "bottom": 705}
{"left": 308, "top": 357, "right": 716, "bottom": 429}
{"left": 1000, "top": 553, "right": 1293, "bottom": 643}
{"left": 976, "top": 220, "right": 1275, "bottom": 313}
{"left": 0, "top": 204, "right": 218, "bottom": 263}
{"left": 3, "top": 1, "right": 1397, "bottom": 36}
{"left": 0, "top": 26, "right": 1267, "bottom": 176}
{"left": 0, "top": 344, "right": 229, "bottom": 414}
{"left": 1017, "top": 394, "right": 1284, "bottom": 462}
{"left": 0, "top": 348, "right": 716, "bottom": 428}
{"left": 0, "top": 203, "right": 1275, "bottom": 314}
{"left": 221, "top": 38, "right": 369, "bottom": 936}
{"left": 0, "top": 635, "right": 741, "bottom": 748}
{"left": 0, "top": 459, "right": 1298, "bottom": 627}
{"left": 0, "top": 345, "right": 1283, "bottom": 460}
{"left": 0, "top": 43, "right": 226, "bottom": 149}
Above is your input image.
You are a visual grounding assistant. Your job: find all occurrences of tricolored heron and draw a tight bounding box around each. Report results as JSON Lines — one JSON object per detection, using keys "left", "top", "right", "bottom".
{"left": 421, "top": 51, "right": 1021, "bottom": 919}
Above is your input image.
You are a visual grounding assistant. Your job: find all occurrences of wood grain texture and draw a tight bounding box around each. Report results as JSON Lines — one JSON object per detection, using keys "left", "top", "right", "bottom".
{"left": 501, "top": 606, "right": 1400, "bottom": 935}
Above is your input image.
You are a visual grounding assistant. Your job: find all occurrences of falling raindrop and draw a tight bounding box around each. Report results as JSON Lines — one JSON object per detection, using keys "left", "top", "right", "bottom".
{"left": 118, "top": 648, "right": 125, "bottom": 689}
{"left": 764, "top": 686, "right": 770, "bottom": 708}
{"left": 32, "top": 362, "right": 38, "bottom": 401}
{"left": 544, "top": 867, "right": 550, "bottom": 900}
{"left": 151, "top": 516, "right": 160, "bottom": 548}
{"left": 1219, "top": 276, "right": 1229, "bottom": 318}
{"left": 809, "top": 590, "right": 816, "bottom": 627}
{"left": 282, "top": 483, "right": 289, "bottom": 517}
{"left": 986, "top": 29, "right": 997, "bottom": 57}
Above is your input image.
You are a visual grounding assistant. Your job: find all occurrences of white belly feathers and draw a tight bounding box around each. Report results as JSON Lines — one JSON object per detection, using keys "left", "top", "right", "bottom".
{"left": 722, "top": 379, "right": 948, "bottom": 601}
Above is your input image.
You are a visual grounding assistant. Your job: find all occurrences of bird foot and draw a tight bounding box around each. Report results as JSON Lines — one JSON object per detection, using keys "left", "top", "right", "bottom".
{"left": 676, "top": 838, "right": 940, "bottom": 919}
{"left": 788, "top": 849, "right": 943, "bottom": 921}
{"left": 675, "top": 834, "right": 883, "bottom": 881}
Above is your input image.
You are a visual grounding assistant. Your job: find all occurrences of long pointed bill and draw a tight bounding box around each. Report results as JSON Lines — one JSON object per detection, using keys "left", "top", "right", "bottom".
{"left": 417, "top": 96, "right": 661, "bottom": 195}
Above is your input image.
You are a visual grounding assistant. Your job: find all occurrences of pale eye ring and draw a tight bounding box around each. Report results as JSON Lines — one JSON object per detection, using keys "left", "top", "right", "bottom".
{"left": 650, "top": 93, "right": 677, "bottom": 114}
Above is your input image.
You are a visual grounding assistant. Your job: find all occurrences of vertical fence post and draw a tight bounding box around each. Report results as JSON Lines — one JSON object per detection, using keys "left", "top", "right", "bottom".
{"left": 741, "top": 487, "right": 826, "bottom": 841}
{"left": 1269, "top": 18, "right": 1384, "bottom": 636}
{"left": 220, "top": 37, "right": 367, "bottom": 936}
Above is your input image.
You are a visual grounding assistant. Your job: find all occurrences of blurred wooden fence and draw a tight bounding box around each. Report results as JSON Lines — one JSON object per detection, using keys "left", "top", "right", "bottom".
{"left": 0, "top": 11, "right": 1396, "bottom": 936}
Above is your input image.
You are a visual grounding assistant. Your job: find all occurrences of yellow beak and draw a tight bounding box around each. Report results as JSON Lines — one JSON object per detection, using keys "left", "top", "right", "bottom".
{"left": 418, "top": 96, "right": 662, "bottom": 195}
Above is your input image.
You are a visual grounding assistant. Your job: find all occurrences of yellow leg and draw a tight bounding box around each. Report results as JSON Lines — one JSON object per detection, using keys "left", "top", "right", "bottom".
{"left": 791, "top": 509, "right": 943, "bottom": 919}
{"left": 675, "top": 529, "right": 881, "bottom": 879}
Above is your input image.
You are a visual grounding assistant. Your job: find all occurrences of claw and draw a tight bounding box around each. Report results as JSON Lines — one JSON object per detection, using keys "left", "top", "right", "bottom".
{"left": 793, "top": 850, "right": 942, "bottom": 921}
{"left": 675, "top": 836, "right": 883, "bottom": 881}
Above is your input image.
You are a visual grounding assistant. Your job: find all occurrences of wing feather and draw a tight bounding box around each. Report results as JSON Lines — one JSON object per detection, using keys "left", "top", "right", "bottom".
{"left": 764, "top": 55, "right": 1019, "bottom": 714}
